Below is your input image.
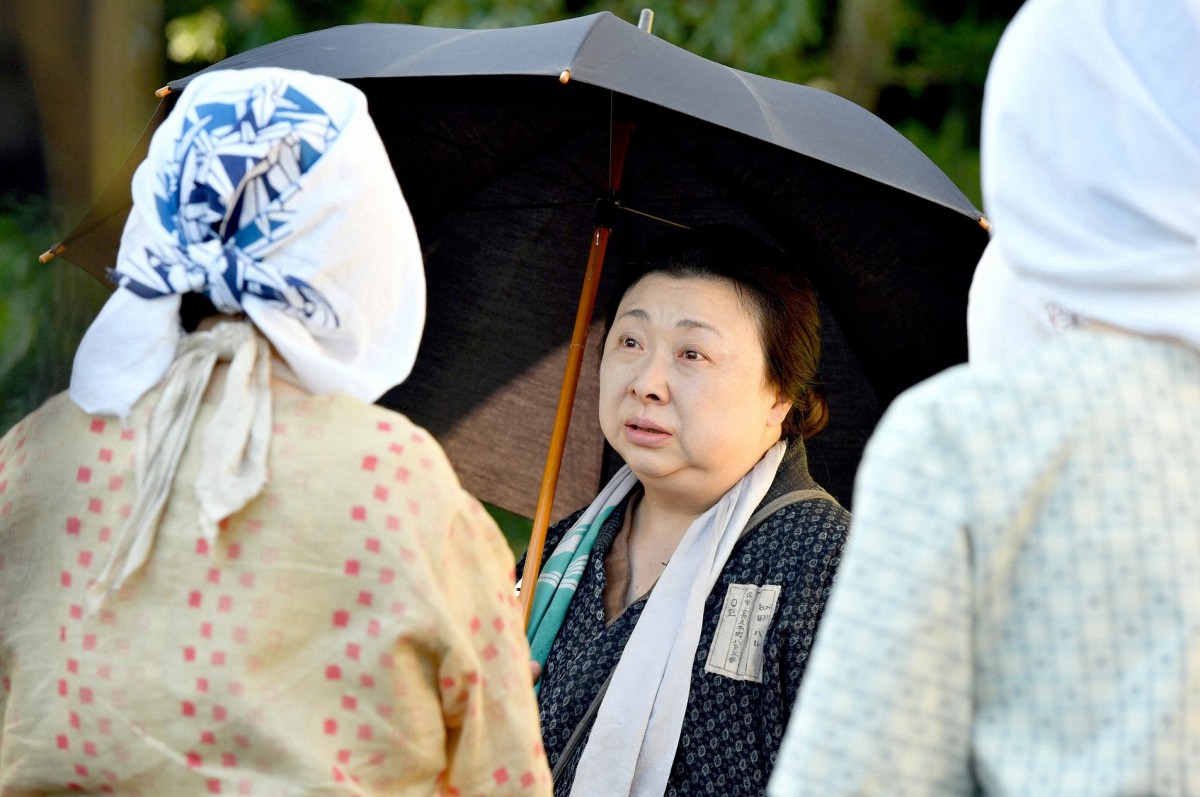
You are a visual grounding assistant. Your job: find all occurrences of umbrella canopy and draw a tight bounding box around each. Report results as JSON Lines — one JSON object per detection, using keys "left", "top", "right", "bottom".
{"left": 45, "top": 11, "right": 988, "bottom": 531}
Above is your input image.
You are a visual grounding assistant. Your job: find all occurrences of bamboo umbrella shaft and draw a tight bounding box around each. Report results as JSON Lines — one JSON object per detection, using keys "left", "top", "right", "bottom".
{"left": 521, "top": 121, "right": 634, "bottom": 628}
{"left": 520, "top": 227, "right": 612, "bottom": 625}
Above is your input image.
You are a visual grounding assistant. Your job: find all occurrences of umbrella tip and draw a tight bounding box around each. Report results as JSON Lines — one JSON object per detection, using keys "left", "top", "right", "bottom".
{"left": 559, "top": 69, "right": 571, "bottom": 84}
{"left": 39, "top": 243, "right": 65, "bottom": 264}
{"left": 155, "top": 85, "right": 172, "bottom": 98}
{"left": 638, "top": 9, "right": 655, "bottom": 33}
{"left": 978, "top": 215, "right": 992, "bottom": 232}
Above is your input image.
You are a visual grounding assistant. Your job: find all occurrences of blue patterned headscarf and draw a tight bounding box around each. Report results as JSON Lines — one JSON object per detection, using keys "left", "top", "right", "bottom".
{"left": 123, "top": 81, "right": 341, "bottom": 322}
{"left": 71, "top": 67, "right": 425, "bottom": 419}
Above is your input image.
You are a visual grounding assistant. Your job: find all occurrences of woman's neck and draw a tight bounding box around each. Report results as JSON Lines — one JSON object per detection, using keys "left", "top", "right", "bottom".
{"left": 631, "top": 490, "right": 706, "bottom": 547}
{"left": 611, "top": 492, "right": 695, "bottom": 612}
{"left": 633, "top": 433, "right": 783, "bottom": 520}
{"left": 635, "top": 460, "right": 761, "bottom": 521}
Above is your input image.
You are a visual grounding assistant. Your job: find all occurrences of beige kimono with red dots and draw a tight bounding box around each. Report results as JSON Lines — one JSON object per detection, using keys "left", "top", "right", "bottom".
{"left": 0, "top": 389, "right": 551, "bottom": 797}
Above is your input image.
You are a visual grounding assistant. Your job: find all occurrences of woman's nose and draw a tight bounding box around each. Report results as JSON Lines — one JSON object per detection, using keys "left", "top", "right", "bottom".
{"left": 628, "top": 354, "right": 669, "bottom": 402}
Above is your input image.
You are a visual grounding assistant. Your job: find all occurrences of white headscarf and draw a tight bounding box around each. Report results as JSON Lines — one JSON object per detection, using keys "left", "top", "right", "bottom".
{"left": 71, "top": 68, "right": 425, "bottom": 610}
{"left": 71, "top": 67, "right": 425, "bottom": 417}
{"left": 969, "top": 0, "right": 1200, "bottom": 362}
{"left": 967, "top": 241, "right": 1056, "bottom": 365}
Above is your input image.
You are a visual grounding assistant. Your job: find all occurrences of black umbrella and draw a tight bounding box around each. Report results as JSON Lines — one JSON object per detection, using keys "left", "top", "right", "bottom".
{"left": 42, "top": 11, "right": 989, "bottom": 621}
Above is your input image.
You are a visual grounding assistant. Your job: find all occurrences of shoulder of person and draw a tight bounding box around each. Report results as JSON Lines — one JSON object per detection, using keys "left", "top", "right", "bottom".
{"left": 316, "top": 394, "right": 457, "bottom": 475}
{"left": 749, "top": 491, "right": 850, "bottom": 538}
{"left": 735, "top": 497, "right": 850, "bottom": 582}
{"left": 889, "top": 331, "right": 1121, "bottom": 421}
{"left": 0, "top": 390, "right": 89, "bottom": 447}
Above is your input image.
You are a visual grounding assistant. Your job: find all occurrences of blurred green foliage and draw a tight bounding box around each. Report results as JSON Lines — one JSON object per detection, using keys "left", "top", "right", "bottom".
{"left": 0, "top": 198, "right": 109, "bottom": 432}
{"left": 484, "top": 502, "right": 535, "bottom": 557}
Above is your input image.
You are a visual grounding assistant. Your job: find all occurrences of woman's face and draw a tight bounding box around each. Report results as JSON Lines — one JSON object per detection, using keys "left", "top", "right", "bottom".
{"left": 599, "top": 274, "right": 790, "bottom": 510}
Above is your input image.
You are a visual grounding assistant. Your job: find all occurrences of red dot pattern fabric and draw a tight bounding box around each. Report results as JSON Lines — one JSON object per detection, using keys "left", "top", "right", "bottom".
{"left": 0, "top": 390, "right": 550, "bottom": 796}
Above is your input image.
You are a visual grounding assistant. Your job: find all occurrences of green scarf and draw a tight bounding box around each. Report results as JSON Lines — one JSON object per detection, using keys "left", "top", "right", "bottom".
{"left": 525, "top": 467, "right": 640, "bottom": 692}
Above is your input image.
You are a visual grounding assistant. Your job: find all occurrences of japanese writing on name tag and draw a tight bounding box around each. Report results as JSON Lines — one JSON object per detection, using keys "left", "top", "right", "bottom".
{"left": 704, "top": 583, "right": 782, "bottom": 683}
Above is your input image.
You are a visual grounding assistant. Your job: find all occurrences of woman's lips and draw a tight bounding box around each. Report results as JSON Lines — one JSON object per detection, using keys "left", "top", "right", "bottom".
{"left": 624, "top": 419, "right": 671, "bottom": 447}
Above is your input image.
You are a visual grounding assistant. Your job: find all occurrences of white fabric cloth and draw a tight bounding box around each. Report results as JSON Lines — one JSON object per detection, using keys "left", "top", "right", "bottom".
{"left": 767, "top": 332, "right": 1200, "bottom": 797}
{"left": 570, "top": 442, "right": 786, "bottom": 797}
{"left": 86, "top": 321, "right": 271, "bottom": 612}
{"left": 974, "top": 0, "right": 1200, "bottom": 356}
{"left": 966, "top": 241, "right": 1056, "bottom": 366}
{"left": 71, "top": 67, "right": 425, "bottom": 420}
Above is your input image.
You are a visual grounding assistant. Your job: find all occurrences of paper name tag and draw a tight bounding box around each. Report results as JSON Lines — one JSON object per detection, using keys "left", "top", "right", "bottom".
{"left": 704, "top": 583, "right": 781, "bottom": 683}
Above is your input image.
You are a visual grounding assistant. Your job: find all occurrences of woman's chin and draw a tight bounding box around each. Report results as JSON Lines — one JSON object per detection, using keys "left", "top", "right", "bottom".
{"left": 617, "top": 449, "right": 680, "bottom": 483}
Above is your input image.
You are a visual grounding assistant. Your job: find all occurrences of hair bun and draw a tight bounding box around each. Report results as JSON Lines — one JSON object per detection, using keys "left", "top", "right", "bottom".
{"left": 794, "top": 384, "right": 829, "bottom": 440}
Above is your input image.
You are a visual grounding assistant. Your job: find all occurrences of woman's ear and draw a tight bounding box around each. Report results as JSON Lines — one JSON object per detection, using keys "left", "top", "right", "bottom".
{"left": 766, "top": 389, "right": 791, "bottom": 428}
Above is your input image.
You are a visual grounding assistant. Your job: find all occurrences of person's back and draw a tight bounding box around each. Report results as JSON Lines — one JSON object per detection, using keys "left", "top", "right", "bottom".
{"left": 0, "top": 66, "right": 551, "bottom": 797}
{"left": 767, "top": 0, "right": 1200, "bottom": 794}
{"left": 0, "top": 387, "right": 544, "bottom": 796}
{"left": 954, "top": 332, "right": 1200, "bottom": 794}
{"left": 769, "top": 328, "right": 1200, "bottom": 795}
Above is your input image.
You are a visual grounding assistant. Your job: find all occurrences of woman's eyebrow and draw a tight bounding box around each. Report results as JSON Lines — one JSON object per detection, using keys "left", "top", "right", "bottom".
{"left": 615, "top": 308, "right": 719, "bottom": 334}
{"left": 676, "top": 319, "right": 718, "bottom": 333}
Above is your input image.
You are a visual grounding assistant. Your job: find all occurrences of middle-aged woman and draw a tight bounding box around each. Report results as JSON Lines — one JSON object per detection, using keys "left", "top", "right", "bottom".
{"left": 521, "top": 225, "right": 851, "bottom": 797}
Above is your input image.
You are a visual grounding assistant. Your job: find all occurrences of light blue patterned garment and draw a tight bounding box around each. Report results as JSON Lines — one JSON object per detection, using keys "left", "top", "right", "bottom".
{"left": 768, "top": 332, "right": 1200, "bottom": 797}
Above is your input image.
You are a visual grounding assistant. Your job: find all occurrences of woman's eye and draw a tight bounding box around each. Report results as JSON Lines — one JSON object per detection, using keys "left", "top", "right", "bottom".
{"left": 618, "top": 336, "right": 639, "bottom": 349}
{"left": 681, "top": 349, "right": 704, "bottom": 361}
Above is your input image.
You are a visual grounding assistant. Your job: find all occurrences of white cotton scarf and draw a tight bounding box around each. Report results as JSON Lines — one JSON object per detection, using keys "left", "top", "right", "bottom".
{"left": 72, "top": 68, "right": 425, "bottom": 607}
{"left": 569, "top": 442, "right": 786, "bottom": 797}
{"left": 970, "top": 0, "right": 1200, "bottom": 363}
{"left": 966, "top": 241, "right": 1056, "bottom": 366}
{"left": 85, "top": 321, "right": 272, "bottom": 613}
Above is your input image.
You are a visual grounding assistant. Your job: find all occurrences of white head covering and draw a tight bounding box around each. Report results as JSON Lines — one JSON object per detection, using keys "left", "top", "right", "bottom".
{"left": 967, "top": 241, "right": 1057, "bottom": 365}
{"left": 970, "top": 0, "right": 1200, "bottom": 362}
{"left": 71, "top": 67, "right": 425, "bottom": 417}
{"left": 72, "top": 68, "right": 425, "bottom": 611}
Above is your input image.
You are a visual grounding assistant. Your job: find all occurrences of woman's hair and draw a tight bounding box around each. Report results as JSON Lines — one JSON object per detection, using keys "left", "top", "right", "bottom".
{"left": 179, "top": 293, "right": 220, "bottom": 333}
{"left": 606, "top": 225, "right": 828, "bottom": 440}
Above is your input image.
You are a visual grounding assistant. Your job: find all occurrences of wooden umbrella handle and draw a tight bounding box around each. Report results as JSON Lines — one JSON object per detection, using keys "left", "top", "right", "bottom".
{"left": 521, "top": 121, "right": 634, "bottom": 629}
{"left": 520, "top": 225, "right": 613, "bottom": 626}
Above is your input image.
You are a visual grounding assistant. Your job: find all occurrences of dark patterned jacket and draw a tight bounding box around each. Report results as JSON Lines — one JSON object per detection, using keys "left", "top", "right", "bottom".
{"left": 518, "top": 441, "right": 851, "bottom": 797}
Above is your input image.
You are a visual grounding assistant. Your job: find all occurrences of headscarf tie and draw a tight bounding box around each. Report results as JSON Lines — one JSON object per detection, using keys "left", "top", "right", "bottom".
{"left": 86, "top": 320, "right": 270, "bottom": 613}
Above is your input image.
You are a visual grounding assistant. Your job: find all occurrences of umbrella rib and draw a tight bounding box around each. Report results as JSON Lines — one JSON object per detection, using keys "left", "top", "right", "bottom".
{"left": 453, "top": 184, "right": 868, "bottom": 218}
{"left": 616, "top": 205, "right": 689, "bottom": 229}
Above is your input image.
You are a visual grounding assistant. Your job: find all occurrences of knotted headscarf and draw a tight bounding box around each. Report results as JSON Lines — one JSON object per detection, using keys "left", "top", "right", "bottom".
{"left": 72, "top": 67, "right": 424, "bottom": 414}
{"left": 969, "top": 0, "right": 1200, "bottom": 362}
{"left": 72, "top": 68, "right": 425, "bottom": 610}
